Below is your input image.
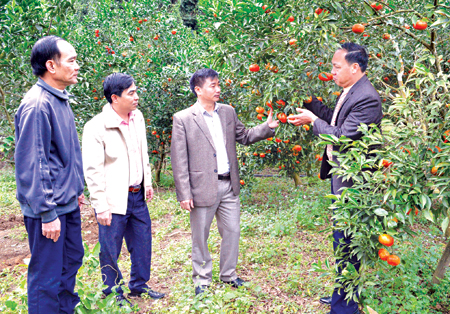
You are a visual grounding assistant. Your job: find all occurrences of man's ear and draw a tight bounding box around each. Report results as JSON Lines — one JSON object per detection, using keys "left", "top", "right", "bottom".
{"left": 46, "top": 60, "right": 56, "bottom": 74}
{"left": 195, "top": 85, "right": 201, "bottom": 97}
{"left": 111, "top": 94, "right": 118, "bottom": 103}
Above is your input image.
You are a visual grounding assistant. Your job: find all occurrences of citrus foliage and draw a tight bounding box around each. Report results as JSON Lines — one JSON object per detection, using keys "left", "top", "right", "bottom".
{"left": 0, "top": 0, "right": 208, "bottom": 181}
{"left": 198, "top": 0, "right": 450, "bottom": 299}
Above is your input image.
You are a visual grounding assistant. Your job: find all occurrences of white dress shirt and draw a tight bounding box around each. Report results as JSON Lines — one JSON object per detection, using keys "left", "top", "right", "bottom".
{"left": 326, "top": 83, "right": 354, "bottom": 161}
{"left": 197, "top": 102, "right": 230, "bottom": 175}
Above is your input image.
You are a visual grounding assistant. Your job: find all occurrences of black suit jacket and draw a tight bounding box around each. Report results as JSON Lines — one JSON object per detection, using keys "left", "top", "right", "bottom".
{"left": 304, "top": 75, "right": 382, "bottom": 194}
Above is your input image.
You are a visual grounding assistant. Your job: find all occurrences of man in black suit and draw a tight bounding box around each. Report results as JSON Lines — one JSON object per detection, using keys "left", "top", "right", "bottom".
{"left": 289, "top": 42, "right": 382, "bottom": 314}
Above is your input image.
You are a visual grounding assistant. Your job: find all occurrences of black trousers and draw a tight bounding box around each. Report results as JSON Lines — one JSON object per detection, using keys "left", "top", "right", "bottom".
{"left": 24, "top": 209, "right": 84, "bottom": 314}
{"left": 330, "top": 179, "right": 360, "bottom": 314}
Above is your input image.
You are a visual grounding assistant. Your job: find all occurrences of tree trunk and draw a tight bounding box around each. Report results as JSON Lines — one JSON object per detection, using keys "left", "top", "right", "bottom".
{"left": 292, "top": 172, "right": 302, "bottom": 186}
{"left": 154, "top": 152, "right": 165, "bottom": 184}
{"left": 432, "top": 238, "right": 450, "bottom": 284}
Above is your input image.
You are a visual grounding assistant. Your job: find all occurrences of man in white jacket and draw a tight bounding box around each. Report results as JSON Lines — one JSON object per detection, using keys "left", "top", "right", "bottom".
{"left": 82, "top": 73, "right": 164, "bottom": 305}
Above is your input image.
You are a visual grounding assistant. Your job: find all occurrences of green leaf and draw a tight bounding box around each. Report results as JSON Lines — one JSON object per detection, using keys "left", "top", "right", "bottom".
{"left": 5, "top": 300, "right": 17, "bottom": 310}
{"left": 423, "top": 209, "right": 434, "bottom": 223}
{"left": 442, "top": 217, "right": 449, "bottom": 234}
{"left": 374, "top": 208, "right": 388, "bottom": 216}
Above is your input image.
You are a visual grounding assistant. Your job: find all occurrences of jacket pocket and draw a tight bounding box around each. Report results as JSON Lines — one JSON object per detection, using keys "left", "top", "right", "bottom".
{"left": 189, "top": 171, "right": 203, "bottom": 191}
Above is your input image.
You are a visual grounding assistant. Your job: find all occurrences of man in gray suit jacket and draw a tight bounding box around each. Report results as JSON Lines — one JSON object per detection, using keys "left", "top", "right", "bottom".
{"left": 289, "top": 42, "right": 382, "bottom": 314}
{"left": 171, "top": 68, "right": 279, "bottom": 295}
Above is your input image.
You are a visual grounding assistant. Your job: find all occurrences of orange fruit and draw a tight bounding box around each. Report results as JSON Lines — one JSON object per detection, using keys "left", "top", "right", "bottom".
{"left": 304, "top": 96, "right": 313, "bottom": 104}
{"left": 413, "top": 20, "right": 427, "bottom": 30}
{"left": 240, "top": 180, "right": 245, "bottom": 185}
{"left": 303, "top": 125, "right": 310, "bottom": 131}
{"left": 378, "top": 234, "right": 394, "bottom": 247}
{"left": 387, "top": 254, "right": 401, "bottom": 266}
{"left": 378, "top": 248, "right": 390, "bottom": 261}
{"left": 249, "top": 64, "right": 260, "bottom": 72}
{"left": 352, "top": 24, "right": 365, "bottom": 34}
{"left": 431, "top": 166, "right": 438, "bottom": 175}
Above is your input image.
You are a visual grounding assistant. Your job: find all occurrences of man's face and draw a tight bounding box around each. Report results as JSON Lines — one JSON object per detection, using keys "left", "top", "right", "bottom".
{"left": 195, "top": 77, "right": 221, "bottom": 102}
{"left": 114, "top": 83, "right": 139, "bottom": 113}
{"left": 331, "top": 49, "right": 358, "bottom": 88}
{"left": 53, "top": 41, "right": 79, "bottom": 87}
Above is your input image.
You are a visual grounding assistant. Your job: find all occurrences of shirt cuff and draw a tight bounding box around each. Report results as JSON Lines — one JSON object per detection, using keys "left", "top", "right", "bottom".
{"left": 40, "top": 210, "right": 58, "bottom": 223}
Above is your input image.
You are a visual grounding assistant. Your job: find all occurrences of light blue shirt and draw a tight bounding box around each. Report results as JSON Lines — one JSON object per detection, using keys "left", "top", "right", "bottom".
{"left": 196, "top": 102, "right": 230, "bottom": 175}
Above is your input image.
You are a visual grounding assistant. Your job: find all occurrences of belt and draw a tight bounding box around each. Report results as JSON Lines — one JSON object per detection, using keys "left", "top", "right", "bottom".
{"left": 218, "top": 174, "right": 230, "bottom": 180}
{"left": 128, "top": 185, "right": 141, "bottom": 193}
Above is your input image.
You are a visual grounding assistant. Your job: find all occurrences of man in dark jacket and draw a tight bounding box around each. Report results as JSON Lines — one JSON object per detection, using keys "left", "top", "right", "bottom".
{"left": 14, "top": 36, "right": 85, "bottom": 314}
{"left": 289, "top": 42, "right": 382, "bottom": 314}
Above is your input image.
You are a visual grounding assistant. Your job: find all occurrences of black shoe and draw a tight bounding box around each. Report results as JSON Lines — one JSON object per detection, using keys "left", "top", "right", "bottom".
{"left": 128, "top": 289, "right": 165, "bottom": 299}
{"left": 195, "top": 285, "right": 209, "bottom": 295}
{"left": 327, "top": 310, "right": 360, "bottom": 314}
{"left": 221, "top": 277, "right": 247, "bottom": 288}
{"left": 116, "top": 295, "right": 132, "bottom": 307}
{"left": 320, "top": 296, "right": 332, "bottom": 305}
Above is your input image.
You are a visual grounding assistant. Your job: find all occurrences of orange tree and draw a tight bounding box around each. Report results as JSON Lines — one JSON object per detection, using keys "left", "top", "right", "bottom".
{"left": 0, "top": 0, "right": 207, "bottom": 183}
{"left": 198, "top": 0, "right": 450, "bottom": 305}
{"left": 198, "top": 0, "right": 345, "bottom": 187}
{"left": 66, "top": 0, "right": 207, "bottom": 183}
{"left": 0, "top": 0, "right": 75, "bottom": 160}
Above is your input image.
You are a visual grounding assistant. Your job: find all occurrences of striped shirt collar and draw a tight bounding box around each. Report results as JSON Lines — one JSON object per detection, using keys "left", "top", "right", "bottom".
{"left": 196, "top": 101, "right": 221, "bottom": 116}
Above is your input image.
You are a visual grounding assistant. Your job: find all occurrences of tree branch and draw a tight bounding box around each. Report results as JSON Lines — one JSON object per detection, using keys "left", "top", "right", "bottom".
{"left": 0, "top": 86, "right": 15, "bottom": 133}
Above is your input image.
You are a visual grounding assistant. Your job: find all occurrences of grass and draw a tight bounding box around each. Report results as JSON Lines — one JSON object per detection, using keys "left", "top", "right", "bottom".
{"left": 0, "top": 168, "right": 449, "bottom": 313}
{"left": 0, "top": 167, "right": 20, "bottom": 219}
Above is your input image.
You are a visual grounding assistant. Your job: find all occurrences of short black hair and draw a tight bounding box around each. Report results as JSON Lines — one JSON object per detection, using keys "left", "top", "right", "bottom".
{"left": 30, "top": 36, "right": 65, "bottom": 77}
{"left": 189, "top": 68, "right": 219, "bottom": 97}
{"left": 103, "top": 73, "right": 135, "bottom": 103}
{"left": 340, "top": 42, "right": 368, "bottom": 72}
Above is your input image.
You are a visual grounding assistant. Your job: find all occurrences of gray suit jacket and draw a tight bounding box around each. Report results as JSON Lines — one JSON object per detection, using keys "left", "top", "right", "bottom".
{"left": 304, "top": 75, "right": 383, "bottom": 194}
{"left": 171, "top": 103, "right": 273, "bottom": 206}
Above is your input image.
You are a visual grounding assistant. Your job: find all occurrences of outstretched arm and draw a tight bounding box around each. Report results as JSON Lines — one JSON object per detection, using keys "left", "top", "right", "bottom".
{"left": 235, "top": 108, "right": 278, "bottom": 146}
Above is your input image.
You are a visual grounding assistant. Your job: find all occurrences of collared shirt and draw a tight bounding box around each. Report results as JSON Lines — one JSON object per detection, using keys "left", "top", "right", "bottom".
{"left": 326, "top": 83, "right": 355, "bottom": 161}
{"left": 196, "top": 102, "right": 230, "bottom": 175}
{"left": 109, "top": 105, "right": 143, "bottom": 186}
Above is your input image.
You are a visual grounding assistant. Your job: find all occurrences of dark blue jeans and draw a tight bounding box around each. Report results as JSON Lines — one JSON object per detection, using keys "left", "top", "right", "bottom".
{"left": 331, "top": 178, "right": 360, "bottom": 314}
{"left": 98, "top": 188, "right": 152, "bottom": 295}
{"left": 24, "top": 208, "right": 84, "bottom": 314}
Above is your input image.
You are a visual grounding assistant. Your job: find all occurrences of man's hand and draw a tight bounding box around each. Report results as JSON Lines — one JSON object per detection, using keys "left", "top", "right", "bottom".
{"left": 42, "top": 218, "right": 61, "bottom": 242}
{"left": 288, "top": 108, "right": 318, "bottom": 126}
{"left": 180, "top": 199, "right": 194, "bottom": 212}
{"left": 78, "top": 193, "right": 85, "bottom": 210}
{"left": 97, "top": 209, "right": 112, "bottom": 226}
{"left": 146, "top": 187, "right": 154, "bottom": 203}
{"left": 267, "top": 109, "right": 279, "bottom": 129}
